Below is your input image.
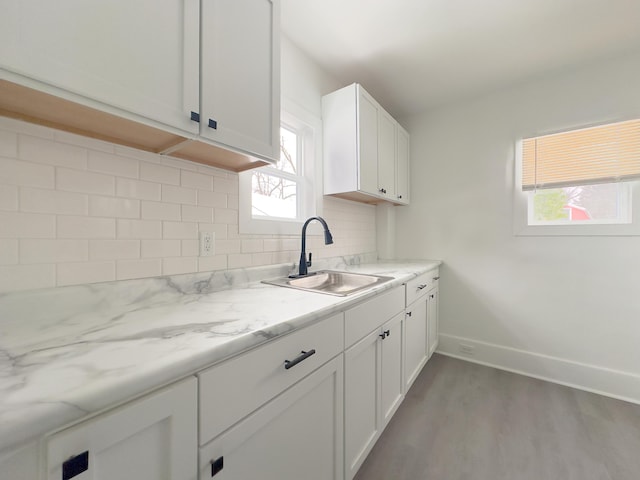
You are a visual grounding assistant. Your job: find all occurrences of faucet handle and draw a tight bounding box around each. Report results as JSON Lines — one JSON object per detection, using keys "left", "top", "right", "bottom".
{"left": 306, "top": 252, "right": 312, "bottom": 267}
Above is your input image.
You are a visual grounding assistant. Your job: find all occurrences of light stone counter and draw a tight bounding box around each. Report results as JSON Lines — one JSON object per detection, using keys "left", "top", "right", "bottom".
{"left": 0, "top": 257, "right": 441, "bottom": 454}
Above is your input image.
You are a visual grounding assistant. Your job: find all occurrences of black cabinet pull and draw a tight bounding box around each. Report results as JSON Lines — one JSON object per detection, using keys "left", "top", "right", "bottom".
{"left": 406, "top": 311, "right": 412, "bottom": 317}
{"left": 284, "top": 349, "right": 316, "bottom": 370}
{"left": 190, "top": 111, "right": 200, "bottom": 122}
{"left": 384, "top": 329, "right": 390, "bottom": 337}
{"left": 433, "top": 276, "right": 440, "bottom": 280}
{"left": 417, "top": 284, "right": 427, "bottom": 290}
{"left": 379, "top": 332, "right": 386, "bottom": 339}
{"left": 62, "top": 451, "right": 89, "bottom": 480}
{"left": 211, "top": 456, "right": 224, "bottom": 477}
{"left": 208, "top": 118, "right": 218, "bottom": 129}
{"left": 430, "top": 294, "right": 435, "bottom": 299}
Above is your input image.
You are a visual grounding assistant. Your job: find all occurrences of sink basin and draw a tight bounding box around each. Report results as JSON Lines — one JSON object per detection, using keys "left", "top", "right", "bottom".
{"left": 263, "top": 270, "right": 394, "bottom": 296}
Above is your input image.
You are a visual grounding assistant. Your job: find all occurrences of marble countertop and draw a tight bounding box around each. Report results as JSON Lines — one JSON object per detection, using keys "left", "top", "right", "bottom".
{"left": 0, "top": 258, "right": 441, "bottom": 454}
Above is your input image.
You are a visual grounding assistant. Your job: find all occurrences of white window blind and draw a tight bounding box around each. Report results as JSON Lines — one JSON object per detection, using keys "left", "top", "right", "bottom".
{"left": 522, "top": 119, "right": 640, "bottom": 191}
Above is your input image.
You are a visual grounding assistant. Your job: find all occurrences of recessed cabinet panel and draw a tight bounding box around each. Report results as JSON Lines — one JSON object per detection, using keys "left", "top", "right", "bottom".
{"left": 199, "top": 357, "right": 344, "bottom": 480}
{"left": 0, "top": 0, "right": 199, "bottom": 135}
{"left": 380, "top": 313, "right": 404, "bottom": 426}
{"left": 200, "top": 0, "right": 280, "bottom": 161}
{"left": 46, "top": 377, "right": 197, "bottom": 480}
{"left": 428, "top": 288, "right": 440, "bottom": 358}
{"left": 396, "top": 125, "right": 410, "bottom": 204}
{"left": 404, "top": 297, "right": 428, "bottom": 391}
{"left": 377, "top": 109, "right": 396, "bottom": 200}
{"left": 357, "top": 89, "right": 379, "bottom": 196}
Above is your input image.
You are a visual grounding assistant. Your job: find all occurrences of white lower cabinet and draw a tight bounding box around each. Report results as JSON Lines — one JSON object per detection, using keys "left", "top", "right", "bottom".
{"left": 46, "top": 377, "right": 197, "bottom": 480}
{"left": 404, "top": 294, "right": 428, "bottom": 391}
{"left": 344, "top": 288, "right": 405, "bottom": 480}
{"left": 428, "top": 287, "right": 440, "bottom": 358}
{"left": 198, "top": 356, "right": 344, "bottom": 480}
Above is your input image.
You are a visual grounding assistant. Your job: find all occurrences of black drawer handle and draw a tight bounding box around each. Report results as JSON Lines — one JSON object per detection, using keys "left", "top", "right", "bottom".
{"left": 284, "top": 349, "right": 316, "bottom": 370}
{"left": 433, "top": 276, "right": 440, "bottom": 280}
{"left": 62, "top": 451, "right": 89, "bottom": 480}
{"left": 417, "top": 284, "right": 428, "bottom": 290}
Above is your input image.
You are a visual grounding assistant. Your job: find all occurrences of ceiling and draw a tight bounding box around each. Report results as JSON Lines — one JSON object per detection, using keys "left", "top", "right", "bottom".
{"left": 281, "top": 0, "right": 640, "bottom": 118}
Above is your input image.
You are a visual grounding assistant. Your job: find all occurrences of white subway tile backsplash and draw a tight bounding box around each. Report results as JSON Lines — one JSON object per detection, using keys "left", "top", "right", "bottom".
{"left": 0, "top": 131, "right": 17, "bottom": 157}
{"left": 181, "top": 170, "right": 212, "bottom": 190}
{"left": 142, "top": 239, "right": 181, "bottom": 258}
{"left": 141, "top": 201, "right": 181, "bottom": 221}
{"left": 0, "top": 264, "right": 56, "bottom": 291}
{"left": 162, "top": 257, "right": 197, "bottom": 275}
{"left": 181, "top": 239, "right": 199, "bottom": 257}
{"left": 0, "top": 119, "right": 376, "bottom": 291}
{"left": 162, "top": 185, "right": 197, "bottom": 205}
{"left": 241, "top": 239, "right": 263, "bottom": 253}
{"left": 197, "top": 190, "right": 227, "bottom": 208}
{"left": 140, "top": 162, "right": 180, "bottom": 185}
{"left": 88, "top": 151, "right": 139, "bottom": 178}
{"left": 214, "top": 208, "right": 238, "bottom": 225}
{"left": 89, "top": 239, "right": 140, "bottom": 260}
{"left": 198, "top": 255, "right": 227, "bottom": 272}
{"left": 117, "top": 219, "right": 162, "bottom": 239}
{"left": 0, "top": 185, "right": 18, "bottom": 211}
{"left": 57, "top": 216, "right": 115, "bottom": 239}
{"left": 89, "top": 196, "right": 140, "bottom": 219}
{"left": 213, "top": 176, "right": 238, "bottom": 194}
{"left": 19, "top": 135, "right": 87, "bottom": 169}
{"left": 227, "top": 253, "right": 253, "bottom": 269}
{"left": 182, "top": 205, "right": 212, "bottom": 223}
{"left": 0, "top": 157, "right": 55, "bottom": 188}
{"left": 57, "top": 261, "right": 115, "bottom": 286}
{"left": 117, "top": 258, "right": 161, "bottom": 280}
{"left": 57, "top": 168, "right": 115, "bottom": 195}
{"left": 20, "top": 187, "right": 88, "bottom": 215}
{"left": 20, "top": 239, "right": 88, "bottom": 264}
{"left": 116, "top": 178, "right": 161, "bottom": 201}
{"left": 0, "top": 212, "right": 55, "bottom": 238}
{"left": 163, "top": 221, "right": 198, "bottom": 239}
{"left": 0, "top": 239, "right": 18, "bottom": 265}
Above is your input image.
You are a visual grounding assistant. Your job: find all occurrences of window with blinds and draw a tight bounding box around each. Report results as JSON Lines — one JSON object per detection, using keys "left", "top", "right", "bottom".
{"left": 521, "top": 119, "right": 639, "bottom": 226}
{"left": 522, "top": 119, "right": 640, "bottom": 191}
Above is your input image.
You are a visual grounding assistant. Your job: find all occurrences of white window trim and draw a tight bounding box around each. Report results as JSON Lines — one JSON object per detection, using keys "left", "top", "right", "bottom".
{"left": 513, "top": 139, "right": 640, "bottom": 236}
{"left": 239, "top": 99, "right": 324, "bottom": 235}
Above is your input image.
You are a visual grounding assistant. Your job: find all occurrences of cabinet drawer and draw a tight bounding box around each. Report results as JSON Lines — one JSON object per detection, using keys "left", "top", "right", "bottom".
{"left": 405, "top": 269, "right": 439, "bottom": 306}
{"left": 345, "top": 287, "right": 404, "bottom": 348}
{"left": 198, "top": 313, "right": 344, "bottom": 445}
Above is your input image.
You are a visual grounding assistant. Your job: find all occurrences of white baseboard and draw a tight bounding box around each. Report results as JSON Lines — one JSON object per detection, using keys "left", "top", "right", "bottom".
{"left": 437, "top": 333, "right": 640, "bottom": 405}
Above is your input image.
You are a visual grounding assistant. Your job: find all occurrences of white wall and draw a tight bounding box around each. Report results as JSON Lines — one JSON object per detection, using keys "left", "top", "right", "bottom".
{"left": 0, "top": 35, "right": 376, "bottom": 292}
{"left": 397, "top": 51, "right": 640, "bottom": 402}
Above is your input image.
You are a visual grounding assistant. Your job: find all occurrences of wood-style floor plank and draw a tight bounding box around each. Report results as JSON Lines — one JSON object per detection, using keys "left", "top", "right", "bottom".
{"left": 355, "top": 354, "right": 640, "bottom": 480}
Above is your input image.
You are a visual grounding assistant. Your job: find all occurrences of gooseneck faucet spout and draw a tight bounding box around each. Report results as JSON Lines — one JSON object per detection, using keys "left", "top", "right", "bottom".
{"left": 296, "top": 216, "right": 334, "bottom": 277}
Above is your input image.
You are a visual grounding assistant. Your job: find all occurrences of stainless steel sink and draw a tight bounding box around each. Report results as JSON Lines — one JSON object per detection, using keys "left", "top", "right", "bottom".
{"left": 263, "top": 270, "right": 394, "bottom": 296}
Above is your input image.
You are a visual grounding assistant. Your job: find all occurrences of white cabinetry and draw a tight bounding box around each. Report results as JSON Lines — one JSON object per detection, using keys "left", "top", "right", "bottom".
{"left": 322, "top": 83, "right": 410, "bottom": 205}
{"left": 396, "top": 125, "right": 410, "bottom": 204}
{"left": 404, "top": 269, "right": 440, "bottom": 391}
{"left": 0, "top": 0, "right": 280, "bottom": 171}
{"left": 46, "top": 377, "right": 197, "bottom": 480}
{"left": 343, "top": 287, "right": 405, "bottom": 480}
{"left": 0, "top": 0, "right": 199, "bottom": 134}
{"left": 198, "top": 313, "right": 344, "bottom": 480}
{"left": 199, "top": 0, "right": 279, "bottom": 160}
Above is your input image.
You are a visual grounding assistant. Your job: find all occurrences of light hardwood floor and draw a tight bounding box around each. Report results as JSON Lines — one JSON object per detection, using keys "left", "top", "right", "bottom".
{"left": 355, "top": 354, "right": 640, "bottom": 480}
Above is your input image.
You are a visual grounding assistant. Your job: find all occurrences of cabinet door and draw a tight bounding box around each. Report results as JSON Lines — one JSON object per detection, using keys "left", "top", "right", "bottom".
{"left": 377, "top": 109, "right": 396, "bottom": 200}
{"left": 344, "top": 330, "right": 380, "bottom": 480}
{"left": 380, "top": 312, "right": 404, "bottom": 427}
{"left": 0, "top": 0, "right": 199, "bottom": 134}
{"left": 46, "top": 377, "right": 197, "bottom": 480}
{"left": 357, "top": 88, "right": 379, "bottom": 196}
{"left": 404, "top": 296, "right": 428, "bottom": 391}
{"left": 200, "top": 0, "right": 280, "bottom": 161}
{"left": 396, "top": 125, "right": 410, "bottom": 204}
{"left": 428, "top": 288, "right": 440, "bottom": 358}
{"left": 199, "top": 356, "right": 343, "bottom": 480}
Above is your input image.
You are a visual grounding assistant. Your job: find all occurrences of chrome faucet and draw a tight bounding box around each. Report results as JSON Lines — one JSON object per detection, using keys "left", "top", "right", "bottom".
{"left": 294, "top": 216, "right": 334, "bottom": 277}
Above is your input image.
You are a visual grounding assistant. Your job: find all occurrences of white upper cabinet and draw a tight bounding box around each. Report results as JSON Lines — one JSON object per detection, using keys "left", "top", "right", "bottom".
{"left": 0, "top": 0, "right": 199, "bottom": 134}
{"left": 200, "top": 0, "right": 280, "bottom": 161}
{"left": 0, "top": 0, "right": 280, "bottom": 171}
{"left": 322, "top": 83, "right": 410, "bottom": 205}
{"left": 396, "top": 124, "right": 410, "bottom": 204}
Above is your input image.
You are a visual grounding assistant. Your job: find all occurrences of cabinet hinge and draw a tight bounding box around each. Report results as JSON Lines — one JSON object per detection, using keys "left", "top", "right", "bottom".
{"left": 208, "top": 118, "right": 218, "bottom": 129}
{"left": 190, "top": 111, "right": 200, "bottom": 122}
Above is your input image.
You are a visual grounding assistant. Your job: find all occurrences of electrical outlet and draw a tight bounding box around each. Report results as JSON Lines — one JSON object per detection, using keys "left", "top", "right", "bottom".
{"left": 199, "top": 231, "right": 215, "bottom": 257}
{"left": 459, "top": 343, "right": 475, "bottom": 356}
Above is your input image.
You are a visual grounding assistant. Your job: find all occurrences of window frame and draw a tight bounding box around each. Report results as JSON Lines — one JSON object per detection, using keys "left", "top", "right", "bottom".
{"left": 513, "top": 138, "right": 640, "bottom": 236}
{"left": 239, "top": 99, "right": 323, "bottom": 235}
